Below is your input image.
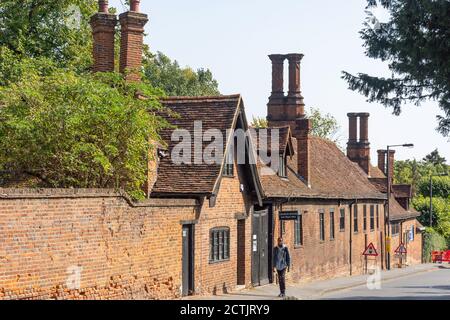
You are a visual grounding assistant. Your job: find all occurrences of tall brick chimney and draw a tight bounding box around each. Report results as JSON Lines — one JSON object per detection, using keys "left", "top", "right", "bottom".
{"left": 387, "top": 150, "right": 395, "bottom": 181}
{"left": 267, "top": 53, "right": 311, "bottom": 187}
{"left": 90, "top": 0, "right": 117, "bottom": 72}
{"left": 296, "top": 118, "right": 312, "bottom": 187}
{"left": 377, "top": 150, "right": 387, "bottom": 174}
{"left": 267, "top": 53, "right": 305, "bottom": 133}
{"left": 347, "top": 113, "right": 371, "bottom": 175}
{"left": 119, "top": 0, "right": 148, "bottom": 82}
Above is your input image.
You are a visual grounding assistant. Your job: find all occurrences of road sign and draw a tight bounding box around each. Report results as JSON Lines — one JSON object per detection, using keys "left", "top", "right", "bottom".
{"left": 363, "top": 243, "right": 379, "bottom": 256}
{"left": 395, "top": 243, "right": 407, "bottom": 255}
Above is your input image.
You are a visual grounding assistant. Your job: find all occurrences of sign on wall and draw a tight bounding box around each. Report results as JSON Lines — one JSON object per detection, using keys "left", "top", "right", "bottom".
{"left": 279, "top": 211, "right": 299, "bottom": 221}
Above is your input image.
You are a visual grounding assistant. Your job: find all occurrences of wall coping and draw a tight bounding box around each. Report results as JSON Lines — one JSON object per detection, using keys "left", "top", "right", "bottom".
{"left": 0, "top": 188, "right": 198, "bottom": 208}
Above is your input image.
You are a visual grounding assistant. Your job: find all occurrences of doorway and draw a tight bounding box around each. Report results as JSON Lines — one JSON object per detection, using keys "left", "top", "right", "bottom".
{"left": 252, "top": 209, "right": 270, "bottom": 286}
{"left": 182, "top": 224, "right": 194, "bottom": 296}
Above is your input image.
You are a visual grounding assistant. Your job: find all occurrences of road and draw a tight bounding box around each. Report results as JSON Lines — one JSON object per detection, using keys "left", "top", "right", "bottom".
{"left": 321, "top": 265, "right": 450, "bottom": 300}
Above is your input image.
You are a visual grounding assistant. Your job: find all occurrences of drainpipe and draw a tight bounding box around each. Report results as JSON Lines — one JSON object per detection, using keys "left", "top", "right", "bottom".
{"left": 348, "top": 200, "right": 357, "bottom": 276}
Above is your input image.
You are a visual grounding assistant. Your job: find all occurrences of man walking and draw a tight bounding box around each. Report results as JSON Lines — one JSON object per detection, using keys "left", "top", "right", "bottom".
{"left": 273, "top": 237, "right": 291, "bottom": 298}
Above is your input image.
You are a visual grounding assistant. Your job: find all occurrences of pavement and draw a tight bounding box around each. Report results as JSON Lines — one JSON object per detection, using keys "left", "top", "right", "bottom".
{"left": 188, "top": 263, "right": 448, "bottom": 300}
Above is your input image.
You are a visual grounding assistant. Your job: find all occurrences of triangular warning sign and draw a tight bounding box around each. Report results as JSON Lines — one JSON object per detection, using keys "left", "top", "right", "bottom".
{"left": 363, "top": 243, "right": 378, "bottom": 256}
{"left": 395, "top": 243, "right": 407, "bottom": 255}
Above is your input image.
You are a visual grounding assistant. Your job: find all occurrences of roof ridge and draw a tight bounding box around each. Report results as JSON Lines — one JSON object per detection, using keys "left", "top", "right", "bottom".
{"left": 161, "top": 94, "right": 241, "bottom": 103}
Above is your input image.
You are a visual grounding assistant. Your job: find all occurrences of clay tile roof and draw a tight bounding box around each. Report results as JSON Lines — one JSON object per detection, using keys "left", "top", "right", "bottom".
{"left": 370, "top": 165, "right": 386, "bottom": 178}
{"left": 308, "top": 137, "right": 386, "bottom": 199}
{"left": 151, "top": 95, "right": 242, "bottom": 195}
{"left": 259, "top": 135, "right": 385, "bottom": 200}
{"left": 390, "top": 195, "right": 421, "bottom": 221}
{"left": 369, "top": 178, "right": 388, "bottom": 193}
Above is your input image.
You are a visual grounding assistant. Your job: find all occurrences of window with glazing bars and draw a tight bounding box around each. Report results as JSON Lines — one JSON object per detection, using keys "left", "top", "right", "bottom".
{"left": 370, "top": 205, "right": 375, "bottom": 231}
{"left": 222, "top": 148, "right": 234, "bottom": 177}
{"left": 330, "top": 209, "right": 335, "bottom": 240}
{"left": 278, "top": 155, "right": 286, "bottom": 177}
{"left": 339, "top": 208, "right": 345, "bottom": 231}
{"left": 319, "top": 210, "right": 325, "bottom": 241}
{"left": 363, "top": 205, "right": 367, "bottom": 231}
{"left": 210, "top": 228, "right": 230, "bottom": 262}
{"left": 294, "top": 213, "right": 303, "bottom": 246}
{"left": 376, "top": 205, "right": 380, "bottom": 229}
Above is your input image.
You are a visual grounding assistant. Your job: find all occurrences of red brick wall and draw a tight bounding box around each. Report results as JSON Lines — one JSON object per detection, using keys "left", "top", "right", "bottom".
{"left": 0, "top": 189, "right": 196, "bottom": 300}
{"left": 273, "top": 200, "right": 387, "bottom": 284}
{"left": 193, "top": 171, "right": 253, "bottom": 295}
{"left": 390, "top": 219, "right": 422, "bottom": 267}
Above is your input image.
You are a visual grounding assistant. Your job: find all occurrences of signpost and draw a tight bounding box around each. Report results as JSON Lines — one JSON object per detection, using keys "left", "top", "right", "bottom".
{"left": 395, "top": 243, "right": 407, "bottom": 255}
{"left": 363, "top": 243, "right": 379, "bottom": 257}
{"left": 363, "top": 243, "right": 379, "bottom": 275}
{"left": 395, "top": 243, "right": 407, "bottom": 268}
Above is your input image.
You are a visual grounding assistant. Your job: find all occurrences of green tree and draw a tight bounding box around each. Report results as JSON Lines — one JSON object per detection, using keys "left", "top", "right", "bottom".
{"left": 0, "top": 58, "right": 167, "bottom": 199}
{"left": 417, "top": 176, "right": 450, "bottom": 199}
{"left": 250, "top": 108, "right": 340, "bottom": 141}
{"left": 142, "top": 51, "right": 220, "bottom": 97}
{"left": 423, "top": 149, "right": 447, "bottom": 166}
{"left": 394, "top": 157, "right": 449, "bottom": 195}
{"left": 342, "top": 0, "right": 450, "bottom": 136}
{"left": 250, "top": 116, "right": 268, "bottom": 129}
{"left": 413, "top": 196, "right": 450, "bottom": 238}
{"left": 307, "top": 108, "right": 340, "bottom": 142}
{"left": 0, "top": 0, "right": 97, "bottom": 72}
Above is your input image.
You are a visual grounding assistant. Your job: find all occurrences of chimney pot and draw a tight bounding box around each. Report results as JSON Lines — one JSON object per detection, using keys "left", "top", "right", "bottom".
{"left": 268, "top": 54, "right": 285, "bottom": 99}
{"left": 359, "top": 112, "right": 370, "bottom": 143}
{"left": 387, "top": 150, "right": 395, "bottom": 182}
{"left": 90, "top": 4, "right": 117, "bottom": 73}
{"left": 346, "top": 112, "right": 371, "bottom": 174}
{"left": 119, "top": 8, "right": 149, "bottom": 82}
{"left": 286, "top": 53, "right": 304, "bottom": 97}
{"left": 377, "top": 150, "right": 387, "bottom": 174}
{"left": 99, "top": 0, "right": 109, "bottom": 13}
{"left": 347, "top": 113, "right": 358, "bottom": 143}
{"left": 130, "top": 0, "right": 141, "bottom": 12}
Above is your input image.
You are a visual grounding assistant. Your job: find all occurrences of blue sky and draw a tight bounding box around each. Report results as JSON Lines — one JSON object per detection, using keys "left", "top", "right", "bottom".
{"left": 111, "top": 0, "right": 449, "bottom": 161}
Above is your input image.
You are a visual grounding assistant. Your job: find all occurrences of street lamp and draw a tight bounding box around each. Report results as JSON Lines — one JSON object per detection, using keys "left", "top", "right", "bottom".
{"left": 429, "top": 172, "right": 449, "bottom": 227}
{"left": 385, "top": 143, "right": 414, "bottom": 271}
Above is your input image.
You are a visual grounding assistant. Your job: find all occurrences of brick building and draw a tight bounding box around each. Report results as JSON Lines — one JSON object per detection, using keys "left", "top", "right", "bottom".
{"left": 0, "top": 0, "right": 423, "bottom": 300}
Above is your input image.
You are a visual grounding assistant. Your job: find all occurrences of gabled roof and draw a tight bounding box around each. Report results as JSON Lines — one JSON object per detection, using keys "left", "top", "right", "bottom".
{"left": 151, "top": 95, "right": 262, "bottom": 204}
{"left": 389, "top": 195, "right": 421, "bottom": 221}
{"left": 258, "top": 136, "right": 386, "bottom": 200}
{"left": 370, "top": 165, "right": 386, "bottom": 178}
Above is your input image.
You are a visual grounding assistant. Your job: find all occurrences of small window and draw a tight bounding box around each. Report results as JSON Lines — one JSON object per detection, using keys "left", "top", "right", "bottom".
{"left": 280, "top": 220, "right": 286, "bottom": 235}
{"left": 363, "top": 205, "right": 367, "bottom": 231}
{"left": 319, "top": 210, "right": 325, "bottom": 241}
{"left": 376, "top": 205, "right": 380, "bottom": 229}
{"left": 278, "top": 154, "right": 287, "bottom": 177}
{"left": 222, "top": 148, "right": 234, "bottom": 177}
{"left": 339, "top": 208, "right": 345, "bottom": 231}
{"left": 391, "top": 223, "right": 400, "bottom": 236}
{"left": 353, "top": 205, "right": 359, "bottom": 233}
{"left": 210, "top": 227, "right": 230, "bottom": 263}
{"left": 329, "top": 209, "right": 335, "bottom": 240}
{"left": 370, "top": 205, "right": 375, "bottom": 231}
{"left": 294, "top": 214, "right": 303, "bottom": 246}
